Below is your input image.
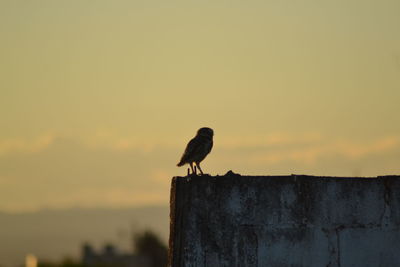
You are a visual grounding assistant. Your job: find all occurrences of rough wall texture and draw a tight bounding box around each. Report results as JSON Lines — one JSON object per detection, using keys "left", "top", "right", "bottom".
{"left": 168, "top": 172, "right": 400, "bottom": 267}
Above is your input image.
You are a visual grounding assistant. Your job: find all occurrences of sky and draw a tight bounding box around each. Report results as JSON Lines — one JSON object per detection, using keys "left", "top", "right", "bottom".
{"left": 0, "top": 0, "right": 399, "bottom": 212}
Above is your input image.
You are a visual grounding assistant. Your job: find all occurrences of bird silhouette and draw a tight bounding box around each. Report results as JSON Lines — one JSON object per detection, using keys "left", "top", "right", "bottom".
{"left": 177, "top": 127, "right": 214, "bottom": 175}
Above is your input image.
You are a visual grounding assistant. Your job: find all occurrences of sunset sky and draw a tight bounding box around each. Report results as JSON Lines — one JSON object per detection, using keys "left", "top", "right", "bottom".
{"left": 1, "top": 0, "right": 399, "bottom": 212}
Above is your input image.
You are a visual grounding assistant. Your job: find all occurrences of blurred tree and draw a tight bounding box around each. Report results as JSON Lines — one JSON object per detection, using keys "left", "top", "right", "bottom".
{"left": 38, "top": 258, "right": 84, "bottom": 267}
{"left": 133, "top": 230, "right": 168, "bottom": 267}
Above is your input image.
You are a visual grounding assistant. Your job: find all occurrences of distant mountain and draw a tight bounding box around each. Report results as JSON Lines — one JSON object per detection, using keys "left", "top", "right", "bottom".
{"left": 0, "top": 206, "right": 169, "bottom": 267}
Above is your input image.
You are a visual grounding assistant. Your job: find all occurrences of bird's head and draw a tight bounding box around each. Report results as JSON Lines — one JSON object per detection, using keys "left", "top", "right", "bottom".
{"left": 197, "top": 127, "right": 214, "bottom": 138}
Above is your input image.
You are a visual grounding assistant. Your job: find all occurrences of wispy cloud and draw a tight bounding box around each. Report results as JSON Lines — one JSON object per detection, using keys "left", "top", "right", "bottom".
{"left": 0, "top": 132, "right": 398, "bottom": 212}
{"left": 0, "top": 134, "right": 54, "bottom": 156}
{"left": 218, "top": 132, "right": 322, "bottom": 148}
{"left": 49, "top": 188, "right": 168, "bottom": 209}
{"left": 251, "top": 136, "right": 400, "bottom": 165}
{"left": 1, "top": 132, "right": 398, "bottom": 164}
{"left": 82, "top": 130, "right": 177, "bottom": 153}
{"left": 0, "top": 188, "right": 168, "bottom": 213}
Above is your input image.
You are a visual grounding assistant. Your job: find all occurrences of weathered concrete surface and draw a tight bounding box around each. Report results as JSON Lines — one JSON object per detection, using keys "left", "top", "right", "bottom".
{"left": 168, "top": 172, "right": 400, "bottom": 267}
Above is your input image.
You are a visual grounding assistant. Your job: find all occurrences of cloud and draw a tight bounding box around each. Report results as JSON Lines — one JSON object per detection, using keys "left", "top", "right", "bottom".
{"left": 0, "top": 135, "right": 176, "bottom": 212}
{"left": 82, "top": 129, "right": 176, "bottom": 153}
{"left": 81, "top": 130, "right": 323, "bottom": 153}
{"left": 336, "top": 136, "right": 399, "bottom": 159}
{"left": 0, "top": 132, "right": 398, "bottom": 212}
{"left": 150, "top": 169, "right": 174, "bottom": 186}
{"left": 0, "top": 187, "right": 169, "bottom": 213}
{"left": 42, "top": 187, "right": 169, "bottom": 210}
{"left": 251, "top": 136, "right": 400, "bottom": 165}
{"left": 218, "top": 132, "right": 322, "bottom": 149}
{"left": 0, "top": 134, "right": 55, "bottom": 156}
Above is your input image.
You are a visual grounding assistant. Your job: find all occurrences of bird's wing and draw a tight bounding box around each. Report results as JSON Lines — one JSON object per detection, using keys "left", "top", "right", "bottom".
{"left": 178, "top": 137, "right": 200, "bottom": 165}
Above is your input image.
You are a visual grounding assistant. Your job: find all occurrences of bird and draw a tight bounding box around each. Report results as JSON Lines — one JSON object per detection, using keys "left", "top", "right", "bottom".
{"left": 177, "top": 127, "right": 214, "bottom": 175}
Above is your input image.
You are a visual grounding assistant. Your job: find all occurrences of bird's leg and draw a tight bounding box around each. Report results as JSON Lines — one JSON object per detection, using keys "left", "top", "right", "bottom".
{"left": 196, "top": 163, "right": 204, "bottom": 175}
{"left": 190, "top": 162, "right": 196, "bottom": 175}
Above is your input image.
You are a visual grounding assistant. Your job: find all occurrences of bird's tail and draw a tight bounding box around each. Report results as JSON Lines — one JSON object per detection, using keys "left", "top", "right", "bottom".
{"left": 177, "top": 161, "right": 185, "bottom": 167}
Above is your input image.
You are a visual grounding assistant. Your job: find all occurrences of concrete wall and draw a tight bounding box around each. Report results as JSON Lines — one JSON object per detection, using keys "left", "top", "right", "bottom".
{"left": 168, "top": 172, "right": 400, "bottom": 267}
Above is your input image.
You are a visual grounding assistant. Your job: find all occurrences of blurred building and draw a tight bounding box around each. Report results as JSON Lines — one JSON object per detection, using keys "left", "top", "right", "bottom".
{"left": 82, "top": 243, "right": 150, "bottom": 267}
{"left": 25, "top": 254, "right": 38, "bottom": 267}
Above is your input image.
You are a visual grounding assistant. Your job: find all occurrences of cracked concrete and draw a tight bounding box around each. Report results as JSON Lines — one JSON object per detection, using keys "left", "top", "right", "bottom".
{"left": 168, "top": 172, "right": 400, "bottom": 267}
